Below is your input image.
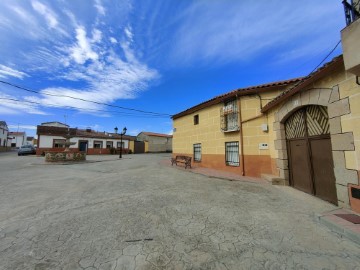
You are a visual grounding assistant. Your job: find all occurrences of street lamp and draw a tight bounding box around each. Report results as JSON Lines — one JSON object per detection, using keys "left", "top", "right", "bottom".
{"left": 118, "top": 127, "right": 127, "bottom": 158}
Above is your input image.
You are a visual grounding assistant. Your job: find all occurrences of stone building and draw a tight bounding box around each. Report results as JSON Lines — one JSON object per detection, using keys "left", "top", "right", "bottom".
{"left": 172, "top": 55, "right": 360, "bottom": 213}
{"left": 137, "top": 132, "right": 172, "bottom": 153}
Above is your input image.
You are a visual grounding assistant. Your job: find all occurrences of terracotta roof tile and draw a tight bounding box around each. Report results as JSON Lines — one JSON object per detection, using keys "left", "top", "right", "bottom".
{"left": 261, "top": 55, "right": 344, "bottom": 112}
{"left": 140, "top": 132, "right": 173, "bottom": 138}
{"left": 9, "top": 132, "right": 26, "bottom": 135}
{"left": 172, "top": 77, "right": 303, "bottom": 119}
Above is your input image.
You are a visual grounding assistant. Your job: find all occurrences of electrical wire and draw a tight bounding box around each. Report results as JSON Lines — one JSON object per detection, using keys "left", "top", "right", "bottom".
{"left": 308, "top": 40, "right": 341, "bottom": 75}
{"left": 0, "top": 97, "right": 169, "bottom": 118}
{"left": 265, "top": 40, "right": 342, "bottom": 106}
{"left": 0, "top": 80, "right": 172, "bottom": 117}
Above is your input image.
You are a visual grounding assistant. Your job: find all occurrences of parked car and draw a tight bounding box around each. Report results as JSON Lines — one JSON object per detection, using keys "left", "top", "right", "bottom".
{"left": 18, "top": 145, "right": 36, "bottom": 156}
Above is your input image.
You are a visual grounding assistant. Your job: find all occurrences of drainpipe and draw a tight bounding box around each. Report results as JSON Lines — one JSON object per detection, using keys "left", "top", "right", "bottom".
{"left": 237, "top": 95, "right": 245, "bottom": 176}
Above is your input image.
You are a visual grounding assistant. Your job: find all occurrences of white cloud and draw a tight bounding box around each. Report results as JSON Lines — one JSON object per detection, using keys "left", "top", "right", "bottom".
{"left": 0, "top": 65, "right": 28, "bottom": 79}
{"left": 94, "top": 0, "right": 106, "bottom": 16}
{"left": 124, "top": 26, "right": 133, "bottom": 42}
{"left": 169, "top": 1, "right": 343, "bottom": 65}
{"left": 0, "top": 93, "right": 47, "bottom": 115}
{"left": 128, "top": 129, "right": 140, "bottom": 136}
{"left": 92, "top": 29, "right": 102, "bottom": 43}
{"left": 70, "top": 26, "right": 99, "bottom": 64}
{"left": 110, "top": 37, "right": 117, "bottom": 44}
{"left": 31, "top": 0, "right": 58, "bottom": 29}
{"left": 8, "top": 124, "right": 37, "bottom": 130}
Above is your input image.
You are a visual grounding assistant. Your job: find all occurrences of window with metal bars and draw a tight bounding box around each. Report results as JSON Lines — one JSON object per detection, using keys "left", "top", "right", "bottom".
{"left": 94, "top": 141, "right": 103, "bottom": 149}
{"left": 53, "top": 139, "right": 66, "bottom": 148}
{"left": 225, "top": 141, "right": 239, "bottom": 166}
{"left": 193, "top": 143, "right": 201, "bottom": 162}
{"left": 220, "top": 100, "right": 239, "bottom": 132}
{"left": 106, "top": 141, "right": 113, "bottom": 148}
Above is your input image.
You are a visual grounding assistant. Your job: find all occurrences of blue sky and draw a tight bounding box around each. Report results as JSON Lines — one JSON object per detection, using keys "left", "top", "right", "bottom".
{"left": 0, "top": 0, "right": 344, "bottom": 137}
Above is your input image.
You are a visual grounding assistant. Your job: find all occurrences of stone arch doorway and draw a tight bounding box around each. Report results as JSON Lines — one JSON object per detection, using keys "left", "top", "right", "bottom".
{"left": 285, "top": 105, "right": 337, "bottom": 204}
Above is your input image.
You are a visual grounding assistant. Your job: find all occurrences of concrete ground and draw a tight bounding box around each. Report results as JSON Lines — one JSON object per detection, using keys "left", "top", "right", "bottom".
{"left": 0, "top": 152, "right": 359, "bottom": 270}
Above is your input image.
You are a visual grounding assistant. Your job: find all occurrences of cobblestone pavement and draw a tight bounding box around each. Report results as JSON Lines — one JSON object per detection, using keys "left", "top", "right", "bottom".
{"left": 0, "top": 153, "right": 359, "bottom": 270}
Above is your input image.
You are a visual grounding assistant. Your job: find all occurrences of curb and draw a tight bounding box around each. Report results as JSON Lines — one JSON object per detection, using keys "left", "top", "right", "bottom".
{"left": 316, "top": 210, "right": 360, "bottom": 246}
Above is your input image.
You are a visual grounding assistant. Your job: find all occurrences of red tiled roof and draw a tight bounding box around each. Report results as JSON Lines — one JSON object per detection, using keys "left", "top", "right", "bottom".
{"left": 172, "top": 77, "right": 303, "bottom": 119}
{"left": 9, "top": 132, "right": 25, "bottom": 135}
{"left": 261, "top": 55, "right": 344, "bottom": 113}
{"left": 140, "top": 132, "right": 172, "bottom": 138}
{"left": 37, "top": 126, "right": 136, "bottom": 140}
{"left": 76, "top": 129, "right": 136, "bottom": 140}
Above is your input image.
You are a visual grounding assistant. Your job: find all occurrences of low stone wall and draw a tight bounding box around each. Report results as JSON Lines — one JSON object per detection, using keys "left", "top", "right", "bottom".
{"left": 45, "top": 151, "right": 86, "bottom": 162}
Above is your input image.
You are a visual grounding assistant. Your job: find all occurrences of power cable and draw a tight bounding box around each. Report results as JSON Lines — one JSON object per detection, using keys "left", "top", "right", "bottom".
{"left": 0, "top": 97, "right": 169, "bottom": 118}
{"left": 0, "top": 80, "right": 172, "bottom": 117}
{"left": 266, "top": 40, "right": 342, "bottom": 106}
{"left": 308, "top": 40, "right": 341, "bottom": 75}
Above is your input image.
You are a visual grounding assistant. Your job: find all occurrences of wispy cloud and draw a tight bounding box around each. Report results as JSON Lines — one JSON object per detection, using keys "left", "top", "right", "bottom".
{"left": 167, "top": 1, "right": 343, "bottom": 66}
{"left": 0, "top": 65, "right": 28, "bottom": 79}
{"left": 31, "top": 0, "right": 58, "bottom": 29}
{"left": 94, "top": 0, "right": 106, "bottom": 16}
{"left": 0, "top": 1, "right": 159, "bottom": 116}
{"left": 0, "top": 93, "right": 47, "bottom": 115}
{"left": 8, "top": 124, "right": 37, "bottom": 130}
{"left": 70, "top": 26, "right": 99, "bottom": 64}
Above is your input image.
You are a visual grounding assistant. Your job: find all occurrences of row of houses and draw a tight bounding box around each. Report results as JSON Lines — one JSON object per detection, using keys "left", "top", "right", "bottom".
{"left": 36, "top": 122, "right": 172, "bottom": 155}
{"left": 0, "top": 121, "right": 33, "bottom": 150}
{"left": 1, "top": 121, "right": 173, "bottom": 154}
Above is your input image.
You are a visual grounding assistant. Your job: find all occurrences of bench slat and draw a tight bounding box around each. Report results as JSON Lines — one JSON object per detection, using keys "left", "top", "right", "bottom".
{"left": 171, "top": 155, "right": 192, "bottom": 169}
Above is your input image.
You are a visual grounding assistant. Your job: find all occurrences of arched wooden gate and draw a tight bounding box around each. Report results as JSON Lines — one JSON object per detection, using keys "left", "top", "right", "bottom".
{"left": 285, "top": 105, "right": 338, "bottom": 204}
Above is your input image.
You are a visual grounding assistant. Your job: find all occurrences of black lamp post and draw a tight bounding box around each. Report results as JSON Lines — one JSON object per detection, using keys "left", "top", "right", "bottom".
{"left": 117, "top": 127, "right": 127, "bottom": 158}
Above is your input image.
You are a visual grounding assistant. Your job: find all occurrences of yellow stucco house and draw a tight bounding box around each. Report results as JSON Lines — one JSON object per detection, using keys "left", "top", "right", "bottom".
{"left": 172, "top": 55, "right": 360, "bottom": 213}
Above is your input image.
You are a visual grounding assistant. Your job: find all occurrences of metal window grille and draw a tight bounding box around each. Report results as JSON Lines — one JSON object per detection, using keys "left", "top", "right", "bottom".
{"left": 193, "top": 143, "right": 201, "bottom": 161}
{"left": 117, "top": 142, "right": 124, "bottom": 148}
{"left": 106, "top": 141, "right": 113, "bottom": 148}
{"left": 220, "top": 100, "right": 239, "bottom": 132}
{"left": 94, "top": 141, "right": 103, "bottom": 149}
{"left": 225, "top": 142, "right": 239, "bottom": 166}
{"left": 53, "top": 139, "right": 65, "bottom": 148}
{"left": 343, "top": 0, "right": 360, "bottom": 25}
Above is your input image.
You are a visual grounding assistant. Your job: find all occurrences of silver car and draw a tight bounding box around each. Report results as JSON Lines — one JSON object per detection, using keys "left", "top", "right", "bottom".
{"left": 18, "top": 145, "right": 36, "bottom": 156}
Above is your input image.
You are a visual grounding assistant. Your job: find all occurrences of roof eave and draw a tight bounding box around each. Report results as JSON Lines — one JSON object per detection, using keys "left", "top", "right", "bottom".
{"left": 172, "top": 79, "right": 302, "bottom": 120}
{"left": 261, "top": 56, "right": 344, "bottom": 113}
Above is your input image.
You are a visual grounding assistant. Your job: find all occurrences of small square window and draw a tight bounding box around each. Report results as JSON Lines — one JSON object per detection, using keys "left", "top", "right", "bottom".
{"left": 194, "top": 114, "right": 199, "bottom": 125}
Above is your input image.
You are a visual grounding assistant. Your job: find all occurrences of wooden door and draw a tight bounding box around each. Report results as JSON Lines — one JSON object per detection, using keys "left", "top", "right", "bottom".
{"left": 285, "top": 105, "right": 337, "bottom": 205}
{"left": 310, "top": 138, "right": 337, "bottom": 204}
{"left": 288, "top": 139, "right": 313, "bottom": 194}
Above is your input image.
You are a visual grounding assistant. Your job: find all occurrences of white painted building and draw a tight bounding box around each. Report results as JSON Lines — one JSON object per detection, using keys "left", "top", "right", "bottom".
{"left": 0, "top": 121, "right": 9, "bottom": 149}
{"left": 37, "top": 123, "right": 135, "bottom": 155}
{"left": 8, "top": 132, "right": 27, "bottom": 148}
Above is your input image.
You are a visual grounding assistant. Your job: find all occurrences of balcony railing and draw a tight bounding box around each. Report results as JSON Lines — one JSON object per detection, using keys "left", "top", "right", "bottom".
{"left": 220, "top": 106, "right": 240, "bottom": 132}
{"left": 343, "top": 0, "right": 360, "bottom": 26}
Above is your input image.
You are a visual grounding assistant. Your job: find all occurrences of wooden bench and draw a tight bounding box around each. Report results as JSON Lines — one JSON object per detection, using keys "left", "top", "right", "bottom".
{"left": 171, "top": 156, "right": 192, "bottom": 169}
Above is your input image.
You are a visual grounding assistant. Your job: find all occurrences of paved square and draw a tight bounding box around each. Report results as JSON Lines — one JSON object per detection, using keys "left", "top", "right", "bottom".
{"left": 0, "top": 152, "right": 359, "bottom": 269}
